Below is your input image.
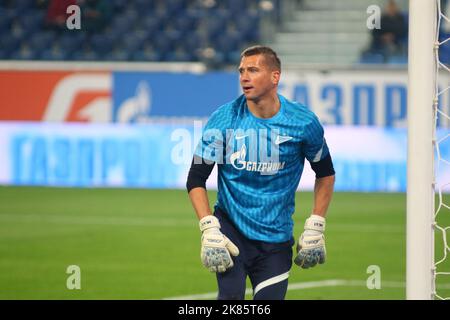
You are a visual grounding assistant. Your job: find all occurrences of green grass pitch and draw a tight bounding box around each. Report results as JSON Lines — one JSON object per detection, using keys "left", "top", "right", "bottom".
{"left": 0, "top": 186, "right": 448, "bottom": 300}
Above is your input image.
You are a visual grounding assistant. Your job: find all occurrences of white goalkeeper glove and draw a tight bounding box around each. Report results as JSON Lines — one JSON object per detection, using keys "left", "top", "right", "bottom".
{"left": 294, "top": 214, "right": 326, "bottom": 269}
{"left": 199, "top": 215, "right": 239, "bottom": 273}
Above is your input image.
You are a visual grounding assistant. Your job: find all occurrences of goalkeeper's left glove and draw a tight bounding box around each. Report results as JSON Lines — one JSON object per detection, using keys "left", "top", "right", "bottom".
{"left": 199, "top": 215, "right": 239, "bottom": 273}
{"left": 294, "top": 214, "right": 326, "bottom": 269}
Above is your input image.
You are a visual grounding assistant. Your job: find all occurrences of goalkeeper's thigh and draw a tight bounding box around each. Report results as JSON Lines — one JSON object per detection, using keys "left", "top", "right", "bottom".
{"left": 253, "top": 278, "right": 289, "bottom": 300}
{"left": 214, "top": 208, "right": 246, "bottom": 300}
{"left": 216, "top": 259, "right": 247, "bottom": 300}
{"left": 248, "top": 240, "right": 293, "bottom": 300}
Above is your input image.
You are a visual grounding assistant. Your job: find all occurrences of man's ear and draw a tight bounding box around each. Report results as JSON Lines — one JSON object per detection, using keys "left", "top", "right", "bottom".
{"left": 272, "top": 70, "right": 281, "bottom": 85}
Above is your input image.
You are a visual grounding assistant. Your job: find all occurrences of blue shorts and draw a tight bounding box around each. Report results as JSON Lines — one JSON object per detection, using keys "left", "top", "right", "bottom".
{"left": 214, "top": 207, "right": 294, "bottom": 300}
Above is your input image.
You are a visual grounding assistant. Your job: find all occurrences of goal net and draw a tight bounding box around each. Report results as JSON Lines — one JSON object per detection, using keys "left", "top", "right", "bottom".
{"left": 433, "top": 0, "right": 450, "bottom": 301}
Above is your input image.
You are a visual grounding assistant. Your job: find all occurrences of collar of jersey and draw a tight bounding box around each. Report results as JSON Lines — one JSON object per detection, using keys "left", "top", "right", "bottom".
{"left": 245, "top": 94, "right": 285, "bottom": 123}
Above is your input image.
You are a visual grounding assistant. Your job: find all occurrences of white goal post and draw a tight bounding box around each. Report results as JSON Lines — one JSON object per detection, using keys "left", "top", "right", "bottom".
{"left": 406, "top": 0, "right": 436, "bottom": 300}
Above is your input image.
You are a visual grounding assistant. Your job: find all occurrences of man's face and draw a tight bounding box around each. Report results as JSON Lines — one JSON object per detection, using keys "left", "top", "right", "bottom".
{"left": 238, "top": 54, "right": 280, "bottom": 101}
{"left": 385, "top": 1, "right": 398, "bottom": 16}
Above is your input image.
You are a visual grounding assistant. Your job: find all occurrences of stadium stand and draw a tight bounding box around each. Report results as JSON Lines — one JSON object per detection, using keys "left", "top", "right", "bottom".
{"left": 0, "top": 0, "right": 270, "bottom": 66}
{"left": 359, "top": 0, "right": 408, "bottom": 64}
{"left": 267, "top": 0, "right": 409, "bottom": 65}
{"left": 6, "top": 0, "right": 448, "bottom": 66}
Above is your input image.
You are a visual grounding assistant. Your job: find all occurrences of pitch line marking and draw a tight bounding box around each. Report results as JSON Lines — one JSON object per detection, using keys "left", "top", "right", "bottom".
{"left": 163, "top": 279, "right": 450, "bottom": 300}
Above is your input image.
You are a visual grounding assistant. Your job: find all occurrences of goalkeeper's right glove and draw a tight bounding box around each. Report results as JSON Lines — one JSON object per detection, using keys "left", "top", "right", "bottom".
{"left": 294, "top": 214, "right": 326, "bottom": 269}
{"left": 199, "top": 215, "right": 239, "bottom": 273}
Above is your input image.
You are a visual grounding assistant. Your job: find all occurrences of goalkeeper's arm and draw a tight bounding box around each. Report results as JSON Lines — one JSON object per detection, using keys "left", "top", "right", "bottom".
{"left": 186, "top": 155, "right": 215, "bottom": 220}
{"left": 186, "top": 155, "right": 239, "bottom": 273}
{"left": 295, "top": 154, "right": 335, "bottom": 269}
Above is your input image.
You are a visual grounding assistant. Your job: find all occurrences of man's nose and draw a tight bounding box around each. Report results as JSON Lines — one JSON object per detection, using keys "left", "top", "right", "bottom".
{"left": 240, "top": 73, "right": 249, "bottom": 82}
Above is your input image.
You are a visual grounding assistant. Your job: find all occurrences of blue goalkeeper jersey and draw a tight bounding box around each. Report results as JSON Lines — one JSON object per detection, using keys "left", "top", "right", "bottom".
{"left": 194, "top": 94, "right": 330, "bottom": 243}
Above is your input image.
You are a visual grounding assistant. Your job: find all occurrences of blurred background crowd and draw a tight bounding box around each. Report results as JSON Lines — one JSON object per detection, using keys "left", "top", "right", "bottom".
{"left": 0, "top": 0, "right": 425, "bottom": 68}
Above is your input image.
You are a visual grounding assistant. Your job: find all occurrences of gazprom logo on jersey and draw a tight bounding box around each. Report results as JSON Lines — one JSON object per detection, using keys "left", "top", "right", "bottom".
{"left": 230, "top": 144, "right": 286, "bottom": 174}
{"left": 197, "top": 128, "right": 286, "bottom": 175}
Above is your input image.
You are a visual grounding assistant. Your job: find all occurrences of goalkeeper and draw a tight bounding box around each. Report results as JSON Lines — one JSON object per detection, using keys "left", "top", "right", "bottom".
{"left": 186, "top": 45, "right": 335, "bottom": 300}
